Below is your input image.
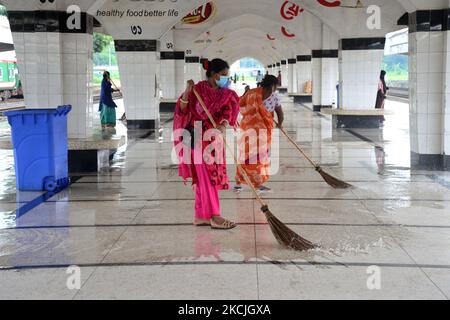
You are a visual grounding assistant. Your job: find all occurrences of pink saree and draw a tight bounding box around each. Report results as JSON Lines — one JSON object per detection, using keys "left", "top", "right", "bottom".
{"left": 173, "top": 80, "right": 240, "bottom": 190}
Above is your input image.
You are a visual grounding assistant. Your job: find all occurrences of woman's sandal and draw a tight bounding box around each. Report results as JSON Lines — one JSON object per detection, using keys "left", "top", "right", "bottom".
{"left": 211, "top": 218, "right": 237, "bottom": 230}
{"left": 194, "top": 219, "right": 211, "bottom": 227}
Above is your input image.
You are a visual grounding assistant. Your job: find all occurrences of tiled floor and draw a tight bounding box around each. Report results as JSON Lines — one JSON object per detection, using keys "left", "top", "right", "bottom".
{"left": 0, "top": 97, "right": 450, "bottom": 300}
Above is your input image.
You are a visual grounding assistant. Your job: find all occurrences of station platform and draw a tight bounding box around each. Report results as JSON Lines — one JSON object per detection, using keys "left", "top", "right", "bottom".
{"left": 0, "top": 97, "right": 449, "bottom": 299}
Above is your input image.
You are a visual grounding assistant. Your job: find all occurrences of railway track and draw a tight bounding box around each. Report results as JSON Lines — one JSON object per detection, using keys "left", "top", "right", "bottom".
{"left": 0, "top": 92, "right": 123, "bottom": 113}
{"left": 387, "top": 86, "right": 409, "bottom": 99}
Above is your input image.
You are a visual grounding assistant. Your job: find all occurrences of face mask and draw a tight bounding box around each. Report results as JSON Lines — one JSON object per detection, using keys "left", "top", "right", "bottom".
{"left": 216, "top": 76, "right": 230, "bottom": 88}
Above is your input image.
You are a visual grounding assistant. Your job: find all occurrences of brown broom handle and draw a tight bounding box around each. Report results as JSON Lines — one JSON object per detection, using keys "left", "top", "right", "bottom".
{"left": 110, "top": 79, "right": 121, "bottom": 92}
{"left": 192, "top": 88, "right": 267, "bottom": 207}
{"left": 273, "top": 119, "right": 319, "bottom": 169}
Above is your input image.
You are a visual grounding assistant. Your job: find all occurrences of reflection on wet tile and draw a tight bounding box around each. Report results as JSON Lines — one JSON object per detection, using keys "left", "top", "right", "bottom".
{"left": 0, "top": 267, "right": 96, "bottom": 300}
{"left": 362, "top": 200, "right": 450, "bottom": 227}
{"left": 75, "top": 265, "right": 258, "bottom": 300}
{"left": 1, "top": 98, "right": 449, "bottom": 299}
{"left": 257, "top": 265, "right": 446, "bottom": 300}
{"left": 255, "top": 225, "right": 414, "bottom": 265}
{"left": 0, "top": 227, "right": 125, "bottom": 267}
{"left": 103, "top": 225, "right": 257, "bottom": 264}
{"left": 10, "top": 201, "right": 147, "bottom": 228}
{"left": 135, "top": 199, "right": 254, "bottom": 224}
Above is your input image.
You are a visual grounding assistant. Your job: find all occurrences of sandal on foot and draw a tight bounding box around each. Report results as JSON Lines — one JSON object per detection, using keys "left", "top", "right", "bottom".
{"left": 211, "top": 218, "right": 237, "bottom": 230}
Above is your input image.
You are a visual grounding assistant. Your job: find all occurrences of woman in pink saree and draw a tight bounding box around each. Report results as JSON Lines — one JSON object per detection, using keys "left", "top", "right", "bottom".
{"left": 173, "top": 59, "right": 240, "bottom": 230}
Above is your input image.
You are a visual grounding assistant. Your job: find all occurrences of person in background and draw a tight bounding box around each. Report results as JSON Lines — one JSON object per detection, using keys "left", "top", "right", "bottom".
{"left": 99, "top": 71, "right": 118, "bottom": 130}
{"left": 174, "top": 58, "right": 240, "bottom": 230}
{"left": 277, "top": 70, "right": 282, "bottom": 86}
{"left": 235, "top": 75, "right": 284, "bottom": 193}
{"left": 375, "top": 70, "right": 389, "bottom": 123}
{"left": 256, "top": 70, "right": 264, "bottom": 87}
{"left": 242, "top": 85, "right": 251, "bottom": 98}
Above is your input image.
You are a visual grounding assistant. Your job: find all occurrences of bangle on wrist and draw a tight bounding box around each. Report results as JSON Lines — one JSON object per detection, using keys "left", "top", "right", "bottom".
{"left": 180, "top": 98, "right": 189, "bottom": 104}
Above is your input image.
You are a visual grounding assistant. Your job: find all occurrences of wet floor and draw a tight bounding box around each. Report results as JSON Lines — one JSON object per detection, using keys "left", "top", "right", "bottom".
{"left": 0, "top": 97, "right": 450, "bottom": 300}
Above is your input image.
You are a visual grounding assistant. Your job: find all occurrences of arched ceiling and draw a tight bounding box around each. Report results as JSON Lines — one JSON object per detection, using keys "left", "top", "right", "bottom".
{"left": 0, "top": 0, "right": 441, "bottom": 63}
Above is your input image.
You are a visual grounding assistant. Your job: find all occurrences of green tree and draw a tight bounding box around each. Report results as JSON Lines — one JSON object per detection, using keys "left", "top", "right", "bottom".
{"left": 93, "top": 33, "right": 113, "bottom": 53}
{"left": 0, "top": 5, "right": 7, "bottom": 16}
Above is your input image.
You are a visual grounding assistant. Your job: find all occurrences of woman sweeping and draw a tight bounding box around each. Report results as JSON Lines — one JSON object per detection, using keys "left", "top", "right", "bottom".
{"left": 235, "top": 75, "right": 284, "bottom": 193}
{"left": 99, "top": 71, "right": 118, "bottom": 130}
{"left": 174, "top": 58, "right": 240, "bottom": 230}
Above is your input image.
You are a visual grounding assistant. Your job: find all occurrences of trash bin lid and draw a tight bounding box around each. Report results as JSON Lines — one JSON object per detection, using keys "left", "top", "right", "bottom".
{"left": 4, "top": 105, "right": 72, "bottom": 117}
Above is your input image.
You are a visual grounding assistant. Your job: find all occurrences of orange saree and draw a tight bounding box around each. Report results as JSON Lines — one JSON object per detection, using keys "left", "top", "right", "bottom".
{"left": 236, "top": 87, "right": 274, "bottom": 187}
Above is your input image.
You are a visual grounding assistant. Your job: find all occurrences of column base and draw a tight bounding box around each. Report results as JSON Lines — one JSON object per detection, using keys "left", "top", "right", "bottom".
{"left": 313, "top": 105, "right": 332, "bottom": 112}
{"left": 127, "top": 120, "right": 158, "bottom": 130}
{"left": 278, "top": 87, "right": 288, "bottom": 94}
{"left": 69, "top": 150, "right": 117, "bottom": 173}
{"left": 160, "top": 100, "right": 177, "bottom": 113}
{"left": 333, "top": 115, "right": 382, "bottom": 129}
{"left": 290, "top": 94, "right": 312, "bottom": 103}
{"left": 411, "top": 152, "right": 450, "bottom": 171}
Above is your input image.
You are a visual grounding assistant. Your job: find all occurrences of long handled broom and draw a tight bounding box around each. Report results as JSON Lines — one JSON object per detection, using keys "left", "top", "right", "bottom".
{"left": 274, "top": 119, "right": 352, "bottom": 189}
{"left": 193, "top": 89, "right": 315, "bottom": 251}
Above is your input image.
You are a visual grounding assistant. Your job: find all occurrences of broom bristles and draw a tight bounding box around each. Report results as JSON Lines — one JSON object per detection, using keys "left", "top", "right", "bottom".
{"left": 316, "top": 167, "right": 353, "bottom": 189}
{"left": 261, "top": 206, "right": 316, "bottom": 251}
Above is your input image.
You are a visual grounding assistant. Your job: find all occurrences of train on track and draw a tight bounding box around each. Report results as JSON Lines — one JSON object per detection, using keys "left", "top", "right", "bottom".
{"left": 0, "top": 51, "right": 21, "bottom": 101}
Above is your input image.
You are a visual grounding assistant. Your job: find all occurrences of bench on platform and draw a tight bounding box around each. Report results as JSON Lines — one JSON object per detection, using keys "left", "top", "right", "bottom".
{"left": 320, "top": 108, "right": 392, "bottom": 128}
{"left": 288, "top": 93, "right": 312, "bottom": 103}
{"left": 68, "top": 132, "right": 126, "bottom": 173}
{"left": 160, "top": 98, "right": 178, "bottom": 113}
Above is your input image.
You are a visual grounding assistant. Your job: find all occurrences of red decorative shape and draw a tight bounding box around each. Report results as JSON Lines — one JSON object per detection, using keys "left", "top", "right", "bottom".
{"left": 201, "top": 59, "right": 209, "bottom": 70}
{"left": 281, "top": 27, "right": 296, "bottom": 38}
{"left": 183, "top": 2, "right": 216, "bottom": 25}
{"left": 267, "top": 34, "right": 276, "bottom": 40}
{"left": 316, "top": 0, "right": 341, "bottom": 7}
{"left": 280, "top": 1, "right": 302, "bottom": 20}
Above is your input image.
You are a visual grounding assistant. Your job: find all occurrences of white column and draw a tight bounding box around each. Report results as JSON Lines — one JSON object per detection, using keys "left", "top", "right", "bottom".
{"left": 296, "top": 55, "right": 312, "bottom": 93}
{"left": 408, "top": 10, "right": 449, "bottom": 168}
{"left": 185, "top": 56, "right": 202, "bottom": 84}
{"left": 444, "top": 29, "right": 450, "bottom": 169}
{"left": 10, "top": 11, "right": 94, "bottom": 139}
{"left": 116, "top": 40, "right": 160, "bottom": 130}
{"left": 338, "top": 38, "right": 385, "bottom": 110}
{"left": 160, "top": 57, "right": 176, "bottom": 99}
{"left": 281, "top": 61, "right": 288, "bottom": 87}
{"left": 175, "top": 58, "right": 185, "bottom": 97}
{"left": 288, "top": 59, "right": 296, "bottom": 93}
{"left": 160, "top": 51, "right": 185, "bottom": 99}
{"left": 312, "top": 50, "right": 338, "bottom": 111}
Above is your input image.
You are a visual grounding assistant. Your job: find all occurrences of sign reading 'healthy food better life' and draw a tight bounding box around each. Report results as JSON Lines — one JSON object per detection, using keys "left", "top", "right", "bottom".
{"left": 96, "top": 9, "right": 180, "bottom": 18}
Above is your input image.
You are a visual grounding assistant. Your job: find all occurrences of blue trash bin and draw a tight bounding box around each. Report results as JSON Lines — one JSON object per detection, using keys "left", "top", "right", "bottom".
{"left": 4, "top": 105, "right": 72, "bottom": 192}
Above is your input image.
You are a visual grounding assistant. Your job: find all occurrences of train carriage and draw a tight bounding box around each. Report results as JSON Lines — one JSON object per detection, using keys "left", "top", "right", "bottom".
{"left": 0, "top": 51, "right": 20, "bottom": 100}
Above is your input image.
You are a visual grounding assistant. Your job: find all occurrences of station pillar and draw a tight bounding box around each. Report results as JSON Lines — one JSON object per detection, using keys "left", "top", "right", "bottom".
{"left": 115, "top": 40, "right": 160, "bottom": 130}
{"left": 407, "top": 9, "right": 450, "bottom": 169}
{"left": 312, "top": 50, "right": 339, "bottom": 112}
{"left": 280, "top": 60, "right": 288, "bottom": 88}
{"left": 338, "top": 38, "right": 386, "bottom": 110}
{"left": 8, "top": 10, "right": 95, "bottom": 139}
{"left": 288, "top": 58, "right": 296, "bottom": 93}
{"left": 296, "top": 55, "right": 312, "bottom": 94}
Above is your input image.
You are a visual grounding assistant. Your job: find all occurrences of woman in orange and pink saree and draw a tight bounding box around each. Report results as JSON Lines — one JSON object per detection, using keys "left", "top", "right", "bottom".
{"left": 235, "top": 75, "right": 284, "bottom": 193}
{"left": 173, "top": 59, "right": 240, "bottom": 230}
